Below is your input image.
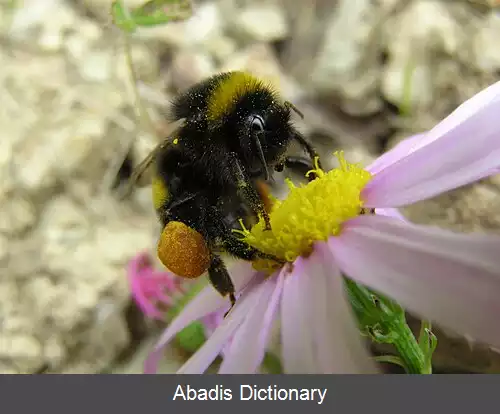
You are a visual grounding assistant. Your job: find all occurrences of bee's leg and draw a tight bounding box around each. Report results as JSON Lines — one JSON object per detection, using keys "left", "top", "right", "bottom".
{"left": 274, "top": 155, "right": 319, "bottom": 182}
{"left": 254, "top": 179, "right": 273, "bottom": 215}
{"left": 230, "top": 154, "right": 272, "bottom": 230}
{"left": 283, "top": 101, "right": 320, "bottom": 170}
{"left": 207, "top": 254, "right": 236, "bottom": 317}
{"left": 291, "top": 131, "right": 322, "bottom": 170}
{"left": 205, "top": 203, "right": 281, "bottom": 264}
{"left": 221, "top": 233, "right": 285, "bottom": 264}
{"left": 243, "top": 184, "right": 272, "bottom": 230}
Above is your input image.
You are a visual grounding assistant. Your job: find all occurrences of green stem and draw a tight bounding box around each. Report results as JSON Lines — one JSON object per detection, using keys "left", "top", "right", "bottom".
{"left": 118, "top": 1, "right": 158, "bottom": 140}
{"left": 400, "top": 58, "right": 415, "bottom": 117}
{"left": 389, "top": 320, "right": 425, "bottom": 374}
{"left": 418, "top": 320, "right": 437, "bottom": 374}
{"left": 344, "top": 277, "right": 432, "bottom": 374}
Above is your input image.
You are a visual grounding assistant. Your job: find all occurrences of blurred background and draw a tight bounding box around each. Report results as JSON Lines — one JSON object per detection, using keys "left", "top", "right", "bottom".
{"left": 1, "top": 0, "right": 500, "bottom": 374}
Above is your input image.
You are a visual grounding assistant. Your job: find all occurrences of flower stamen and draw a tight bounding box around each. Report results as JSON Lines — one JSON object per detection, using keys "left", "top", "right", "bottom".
{"left": 236, "top": 151, "right": 372, "bottom": 272}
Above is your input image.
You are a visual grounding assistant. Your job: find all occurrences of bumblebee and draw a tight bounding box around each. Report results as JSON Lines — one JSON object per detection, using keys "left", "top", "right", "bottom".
{"left": 125, "top": 71, "right": 320, "bottom": 314}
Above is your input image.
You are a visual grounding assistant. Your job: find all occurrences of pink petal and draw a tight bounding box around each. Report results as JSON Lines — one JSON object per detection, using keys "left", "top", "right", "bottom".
{"left": 137, "top": 299, "right": 163, "bottom": 320}
{"left": 281, "top": 257, "right": 317, "bottom": 372}
{"left": 363, "top": 81, "right": 500, "bottom": 207}
{"left": 202, "top": 311, "right": 225, "bottom": 337}
{"left": 368, "top": 80, "right": 500, "bottom": 176}
{"left": 178, "top": 273, "right": 267, "bottom": 374}
{"left": 177, "top": 316, "right": 243, "bottom": 374}
{"left": 151, "top": 271, "right": 178, "bottom": 292}
{"left": 127, "top": 252, "right": 151, "bottom": 274}
{"left": 368, "top": 80, "right": 500, "bottom": 177}
{"left": 202, "top": 311, "right": 233, "bottom": 359}
{"left": 314, "top": 243, "right": 379, "bottom": 374}
{"left": 375, "top": 208, "right": 407, "bottom": 222}
{"left": 367, "top": 133, "right": 426, "bottom": 175}
{"left": 330, "top": 215, "right": 500, "bottom": 348}
{"left": 281, "top": 248, "right": 378, "bottom": 373}
{"left": 129, "top": 277, "right": 160, "bottom": 318}
{"left": 422, "top": 80, "right": 500, "bottom": 148}
{"left": 144, "top": 261, "right": 258, "bottom": 374}
{"left": 153, "top": 291, "right": 173, "bottom": 307}
{"left": 128, "top": 274, "right": 164, "bottom": 319}
{"left": 218, "top": 270, "right": 284, "bottom": 373}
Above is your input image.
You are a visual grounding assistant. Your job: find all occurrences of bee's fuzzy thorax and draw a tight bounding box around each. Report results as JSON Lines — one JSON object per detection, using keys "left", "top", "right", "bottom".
{"left": 206, "top": 71, "right": 280, "bottom": 123}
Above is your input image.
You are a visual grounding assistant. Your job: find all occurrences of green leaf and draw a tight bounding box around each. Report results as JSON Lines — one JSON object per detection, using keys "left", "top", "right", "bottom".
{"left": 175, "top": 321, "right": 207, "bottom": 353}
{"left": 111, "top": 0, "right": 193, "bottom": 33}
{"left": 262, "top": 352, "right": 283, "bottom": 374}
{"left": 111, "top": 2, "right": 137, "bottom": 33}
{"left": 374, "top": 355, "right": 406, "bottom": 369}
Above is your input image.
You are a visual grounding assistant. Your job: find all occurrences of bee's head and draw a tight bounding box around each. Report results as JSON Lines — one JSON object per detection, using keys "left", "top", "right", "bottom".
{"left": 237, "top": 99, "right": 297, "bottom": 179}
{"left": 206, "top": 71, "right": 300, "bottom": 180}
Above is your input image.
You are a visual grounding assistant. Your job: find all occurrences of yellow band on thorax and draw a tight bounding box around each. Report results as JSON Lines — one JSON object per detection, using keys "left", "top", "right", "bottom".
{"left": 206, "top": 71, "right": 278, "bottom": 122}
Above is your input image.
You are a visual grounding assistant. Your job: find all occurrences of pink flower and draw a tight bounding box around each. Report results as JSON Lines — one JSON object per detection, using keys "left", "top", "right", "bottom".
{"left": 127, "top": 252, "right": 185, "bottom": 320}
{"left": 128, "top": 252, "right": 228, "bottom": 349}
{"left": 145, "top": 80, "right": 500, "bottom": 374}
{"left": 127, "top": 251, "right": 213, "bottom": 321}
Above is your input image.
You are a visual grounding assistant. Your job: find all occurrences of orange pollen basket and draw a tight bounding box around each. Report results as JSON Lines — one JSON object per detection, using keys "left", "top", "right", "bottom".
{"left": 157, "top": 221, "right": 211, "bottom": 278}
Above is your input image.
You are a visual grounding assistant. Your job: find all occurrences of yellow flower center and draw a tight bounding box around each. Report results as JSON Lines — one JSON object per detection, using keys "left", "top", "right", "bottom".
{"left": 234, "top": 152, "right": 372, "bottom": 273}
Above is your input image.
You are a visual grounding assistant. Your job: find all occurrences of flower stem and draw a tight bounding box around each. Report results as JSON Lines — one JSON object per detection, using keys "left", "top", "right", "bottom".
{"left": 344, "top": 277, "right": 436, "bottom": 374}
{"left": 387, "top": 319, "right": 425, "bottom": 374}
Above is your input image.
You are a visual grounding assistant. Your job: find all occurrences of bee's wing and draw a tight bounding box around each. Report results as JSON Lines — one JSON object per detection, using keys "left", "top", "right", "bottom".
{"left": 119, "top": 118, "right": 185, "bottom": 199}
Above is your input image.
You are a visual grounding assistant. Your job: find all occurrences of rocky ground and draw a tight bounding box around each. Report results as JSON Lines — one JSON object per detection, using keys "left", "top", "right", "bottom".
{"left": 1, "top": 0, "right": 500, "bottom": 374}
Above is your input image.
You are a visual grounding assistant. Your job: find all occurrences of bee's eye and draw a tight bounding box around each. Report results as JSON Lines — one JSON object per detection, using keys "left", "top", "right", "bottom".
{"left": 250, "top": 115, "right": 265, "bottom": 133}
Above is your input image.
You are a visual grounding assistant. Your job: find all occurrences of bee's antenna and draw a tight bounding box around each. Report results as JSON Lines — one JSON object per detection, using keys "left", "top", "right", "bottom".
{"left": 253, "top": 135, "right": 270, "bottom": 181}
{"left": 291, "top": 130, "right": 322, "bottom": 171}
{"left": 284, "top": 101, "right": 304, "bottom": 120}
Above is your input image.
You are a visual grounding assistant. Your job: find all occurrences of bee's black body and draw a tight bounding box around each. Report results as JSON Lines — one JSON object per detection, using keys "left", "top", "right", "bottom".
{"left": 132, "top": 71, "right": 320, "bottom": 312}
